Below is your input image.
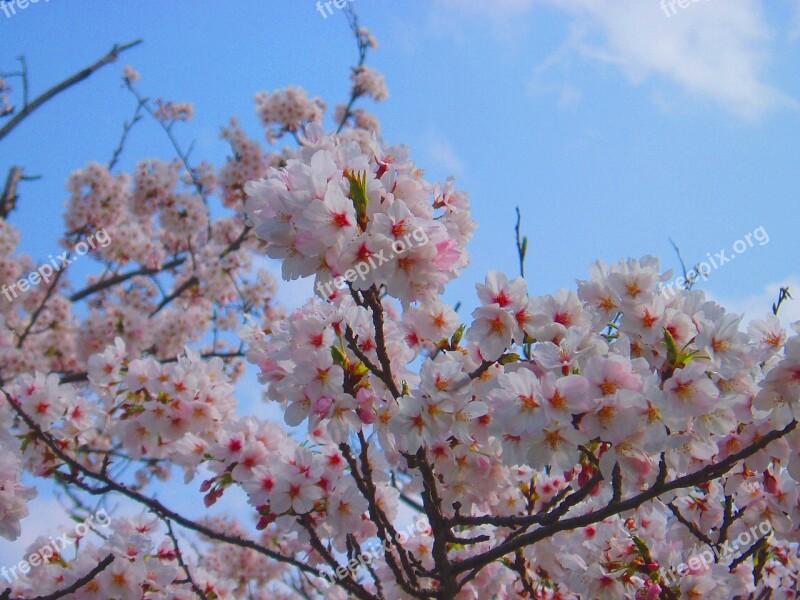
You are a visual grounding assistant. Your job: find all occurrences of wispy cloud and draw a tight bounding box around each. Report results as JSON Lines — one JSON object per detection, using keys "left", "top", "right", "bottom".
{"left": 436, "top": 0, "right": 798, "bottom": 118}
{"left": 423, "top": 131, "right": 465, "bottom": 177}
{"left": 432, "top": 0, "right": 538, "bottom": 41}
{"left": 790, "top": 0, "right": 800, "bottom": 41}
{"left": 526, "top": 30, "right": 584, "bottom": 107}
{"left": 709, "top": 277, "right": 800, "bottom": 328}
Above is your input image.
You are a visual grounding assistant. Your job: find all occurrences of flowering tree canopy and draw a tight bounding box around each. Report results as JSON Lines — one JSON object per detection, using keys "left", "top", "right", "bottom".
{"left": 1, "top": 10, "right": 798, "bottom": 600}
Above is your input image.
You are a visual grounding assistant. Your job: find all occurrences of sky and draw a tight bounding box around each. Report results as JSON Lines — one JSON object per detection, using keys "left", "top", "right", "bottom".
{"left": 2, "top": 0, "right": 800, "bottom": 567}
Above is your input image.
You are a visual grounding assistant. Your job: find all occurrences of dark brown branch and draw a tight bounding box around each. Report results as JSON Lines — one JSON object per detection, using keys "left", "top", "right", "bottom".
{"left": 717, "top": 495, "right": 738, "bottom": 546}
{"left": 162, "top": 518, "right": 210, "bottom": 600}
{"left": 730, "top": 535, "right": 769, "bottom": 570}
{"left": 514, "top": 207, "right": 527, "bottom": 278}
{"left": 2, "top": 554, "right": 114, "bottom": 600}
{"left": 69, "top": 257, "right": 186, "bottom": 302}
{"left": 452, "top": 419, "right": 797, "bottom": 578}
{"left": 297, "top": 515, "right": 377, "bottom": 600}
{"left": 339, "top": 442, "right": 429, "bottom": 598}
{"left": 668, "top": 501, "right": 717, "bottom": 552}
{"left": 335, "top": 7, "right": 369, "bottom": 134}
{"left": 344, "top": 327, "right": 386, "bottom": 382}
{"left": 16, "top": 267, "right": 66, "bottom": 347}
{"left": 151, "top": 276, "right": 198, "bottom": 316}
{"left": 0, "top": 166, "right": 23, "bottom": 218}
{"left": 0, "top": 40, "right": 143, "bottom": 143}
{"left": 362, "top": 287, "right": 401, "bottom": 398}
{"left": 1, "top": 388, "right": 320, "bottom": 578}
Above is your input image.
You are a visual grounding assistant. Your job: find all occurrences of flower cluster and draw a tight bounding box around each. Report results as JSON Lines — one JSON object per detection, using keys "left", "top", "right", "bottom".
{"left": 6, "top": 515, "right": 241, "bottom": 600}
{"left": 154, "top": 99, "right": 195, "bottom": 123}
{"left": 254, "top": 86, "right": 325, "bottom": 142}
{"left": 0, "top": 424, "right": 35, "bottom": 541}
{"left": 3, "top": 20, "right": 800, "bottom": 600}
{"left": 239, "top": 206, "right": 800, "bottom": 597}
{"left": 122, "top": 65, "right": 141, "bottom": 84}
{"left": 351, "top": 66, "right": 389, "bottom": 102}
{"left": 244, "top": 129, "right": 474, "bottom": 306}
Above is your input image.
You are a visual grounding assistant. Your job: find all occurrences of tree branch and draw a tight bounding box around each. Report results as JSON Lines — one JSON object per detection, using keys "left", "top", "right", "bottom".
{"left": 0, "top": 40, "right": 143, "bottom": 143}
{"left": 0, "top": 166, "right": 23, "bottom": 218}
{"left": 1, "top": 554, "right": 114, "bottom": 600}
{"left": 0, "top": 388, "right": 321, "bottom": 579}
{"left": 452, "top": 419, "right": 797, "bottom": 578}
{"left": 68, "top": 257, "right": 186, "bottom": 302}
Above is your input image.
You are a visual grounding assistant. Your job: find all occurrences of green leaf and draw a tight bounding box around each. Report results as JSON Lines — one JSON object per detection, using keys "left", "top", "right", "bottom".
{"left": 331, "top": 345, "right": 348, "bottom": 367}
{"left": 352, "top": 361, "right": 369, "bottom": 379}
{"left": 347, "top": 170, "right": 369, "bottom": 228}
{"left": 499, "top": 353, "right": 521, "bottom": 365}
{"left": 451, "top": 324, "right": 466, "bottom": 348}
{"left": 663, "top": 327, "right": 679, "bottom": 365}
{"left": 632, "top": 535, "right": 652, "bottom": 562}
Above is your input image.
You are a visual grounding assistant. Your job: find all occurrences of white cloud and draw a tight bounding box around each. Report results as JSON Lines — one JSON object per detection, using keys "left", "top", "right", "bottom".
{"left": 526, "top": 30, "right": 584, "bottom": 107}
{"left": 436, "top": 0, "right": 538, "bottom": 20}
{"left": 431, "top": 0, "right": 538, "bottom": 41}
{"left": 422, "top": 131, "right": 465, "bottom": 177}
{"left": 709, "top": 276, "right": 800, "bottom": 328}
{"left": 437, "top": 0, "right": 798, "bottom": 118}
{"left": 790, "top": 0, "right": 800, "bottom": 41}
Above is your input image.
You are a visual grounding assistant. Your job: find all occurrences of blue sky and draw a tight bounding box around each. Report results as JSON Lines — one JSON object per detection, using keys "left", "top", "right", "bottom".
{"left": 2, "top": 0, "right": 800, "bottom": 566}
{"left": 2, "top": 0, "right": 799, "bottom": 321}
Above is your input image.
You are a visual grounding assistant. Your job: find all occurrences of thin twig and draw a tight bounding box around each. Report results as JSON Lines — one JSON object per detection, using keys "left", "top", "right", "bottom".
{"left": 669, "top": 238, "right": 699, "bottom": 290}
{"left": 108, "top": 98, "right": 145, "bottom": 170}
{"left": 17, "top": 56, "right": 28, "bottom": 108}
{"left": 162, "top": 517, "right": 210, "bottom": 600}
{"left": 336, "top": 7, "right": 369, "bottom": 133}
{"left": 772, "top": 287, "right": 792, "bottom": 316}
{"left": 16, "top": 267, "right": 66, "bottom": 347}
{"left": 514, "top": 206, "right": 527, "bottom": 279}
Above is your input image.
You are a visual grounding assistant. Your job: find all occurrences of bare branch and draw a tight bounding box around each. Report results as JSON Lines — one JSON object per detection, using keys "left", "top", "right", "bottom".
{"left": 16, "top": 267, "right": 66, "bottom": 347}
{"left": 0, "top": 40, "right": 143, "bottom": 143}
{"left": 108, "top": 97, "right": 146, "bottom": 170}
{"left": 0, "top": 166, "right": 38, "bottom": 219}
